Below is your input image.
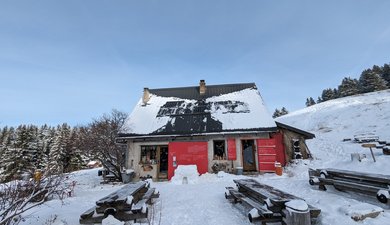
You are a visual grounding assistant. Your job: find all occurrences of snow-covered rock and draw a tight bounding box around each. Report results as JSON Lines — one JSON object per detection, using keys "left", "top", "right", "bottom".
{"left": 339, "top": 203, "right": 384, "bottom": 221}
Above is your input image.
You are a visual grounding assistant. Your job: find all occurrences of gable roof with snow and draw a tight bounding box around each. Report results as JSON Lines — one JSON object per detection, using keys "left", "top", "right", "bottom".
{"left": 119, "top": 82, "right": 277, "bottom": 137}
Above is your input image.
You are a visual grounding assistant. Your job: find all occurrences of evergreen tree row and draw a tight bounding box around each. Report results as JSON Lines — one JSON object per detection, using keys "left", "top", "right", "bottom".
{"left": 306, "top": 63, "right": 390, "bottom": 106}
{"left": 0, "top": 124, "right": 86, "bottom": 182}
{"left": 272, "top": 107, "right": 289, "bottom": 118}
{"left": 0, "top": 110, "right": 128, "bottom": 183}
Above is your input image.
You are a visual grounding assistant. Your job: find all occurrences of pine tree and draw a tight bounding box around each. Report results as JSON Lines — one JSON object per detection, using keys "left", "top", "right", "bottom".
{"left": 359, "top": 69, "right": 387, "bottom": 93}
{"left": 35, "top": 125, "right": 51, "bottom": 170}
{"left": 272, "top": 108, "right": 281, "bottom": 118}
{"left": 338, "top": 77, "right": 360, "bottom": 97}
{"left": 280, "top": 107, "right": 289, "bottom": 116}
{"left": 305, "top": 97, "right": 316, "bottom": 107}
{"left": 0, "top": 126, "right": 8, "bottom": 144}
{"left": 381, "top": 63, "right": 390, "bottom": 88}
{"left": 372, "top": 65, "right": 383, "bottom": 75}
{"left": 321, "top": 88, "right": 336, "bottom": 102}
{"left": 64, "top": 128, "right": 83, "bottom": 172}
{"left": 0, "top": 127, "right": 19, "bottom": 182}
{"left": 48, "top": 124, "right": 70, "bottom": 173}
{"left": 316, "top": 97, "right": 322, "bottom": 103}
{"left": 12, "top": 125, "right": 38, "bottom": 177}
{"left": 272, "top": 107, "right": 289, "bottom": 118}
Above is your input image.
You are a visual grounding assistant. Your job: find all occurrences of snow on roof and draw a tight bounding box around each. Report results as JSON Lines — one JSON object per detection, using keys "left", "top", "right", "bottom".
{"left": 206, "top": 88, "right": 276, "bottom": 130}
{"left": 120, "top": 85, "right": 276, "bottom": 136}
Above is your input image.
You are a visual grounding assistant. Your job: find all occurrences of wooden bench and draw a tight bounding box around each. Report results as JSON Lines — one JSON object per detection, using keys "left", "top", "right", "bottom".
{"left": 79, "top": 181, "right": 159, "bottom": 224}
{"left": 353, "top": 134, "right": 379, "bottom": 143}
{"left": 226, "top": 179, "right": 320, "bottom": 225}
{"left": 309, "top": 168, "right": 390, "bottom": 204}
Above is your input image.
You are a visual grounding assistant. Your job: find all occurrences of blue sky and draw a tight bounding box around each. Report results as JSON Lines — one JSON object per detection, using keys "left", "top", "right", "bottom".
{"left": 1, "top": 0, "right": 390, "bottom": 127}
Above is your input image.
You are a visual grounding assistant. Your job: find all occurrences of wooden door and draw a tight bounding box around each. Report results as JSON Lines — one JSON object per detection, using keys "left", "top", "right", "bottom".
{"left": 158, "top": 146, "right": 168, "bottom": 179}
{"left": 242, "top": 140, "right": 256, "bottom": 171}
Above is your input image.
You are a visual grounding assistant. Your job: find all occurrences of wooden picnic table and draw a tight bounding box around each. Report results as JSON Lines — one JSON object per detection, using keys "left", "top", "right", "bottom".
{"left": 80, "top": 181, "right": 159, "bottom": 224}
{"left": 234, "top": 179, "right": 298, "bottom": 210}
{"left": 227, "top": 179, "right": 320, "bottom": 225}
{"left": 309, "top": 168, "right": 390, "bottom": 204}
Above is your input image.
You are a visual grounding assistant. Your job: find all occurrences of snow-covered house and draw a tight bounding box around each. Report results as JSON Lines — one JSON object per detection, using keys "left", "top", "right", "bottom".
{"left": 118, "top": 80, "right": 314, "bottom": 180}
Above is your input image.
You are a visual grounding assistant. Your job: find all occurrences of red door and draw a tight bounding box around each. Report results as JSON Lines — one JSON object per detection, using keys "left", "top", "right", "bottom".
{"left": 257, "top": 133, "right": 285, "bottom": 172}
{"left": 168, "top": 142, "right": 208, "bottom": 180}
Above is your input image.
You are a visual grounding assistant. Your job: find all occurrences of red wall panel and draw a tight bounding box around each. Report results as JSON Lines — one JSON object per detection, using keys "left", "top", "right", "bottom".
{"left": 273, "top": 132, "right": 286, "bottom": 166}
{"left": 227, "top": 139, "right": 237, "bottom": 160}
{"left": 168, "top": 142, "right": 208, "bottom": 180}
{"left": 257, "top": 133, "right": 286, "bottom": 172}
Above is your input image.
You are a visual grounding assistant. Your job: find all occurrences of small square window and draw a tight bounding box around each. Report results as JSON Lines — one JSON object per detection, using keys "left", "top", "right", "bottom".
{"left": 213, "top": 140, "right": 226, "bottom": 160}
{"left": 140, "top": 146, "right": 157, "bottom": 164}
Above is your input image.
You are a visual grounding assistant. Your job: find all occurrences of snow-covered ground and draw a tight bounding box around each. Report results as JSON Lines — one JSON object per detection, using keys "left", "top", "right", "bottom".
{"left": 19, "top": 90, "right": 390, "bottom": 225}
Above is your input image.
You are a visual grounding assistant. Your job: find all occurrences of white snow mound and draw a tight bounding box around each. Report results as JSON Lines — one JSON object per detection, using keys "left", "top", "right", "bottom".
{"left": 171, "top": 165, "right": 199, "bottom": 185}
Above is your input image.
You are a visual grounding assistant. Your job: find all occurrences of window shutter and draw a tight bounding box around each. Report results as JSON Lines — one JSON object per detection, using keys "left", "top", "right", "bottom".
{"left": 227, "top": 139, "right": 237, "bottom": 160}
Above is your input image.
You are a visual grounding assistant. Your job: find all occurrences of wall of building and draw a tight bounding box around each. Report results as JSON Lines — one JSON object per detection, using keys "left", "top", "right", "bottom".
{"left": 125, "top": 132, "right": 273, "bottom": 180}
{"left": 126, "top": 141, "right": 169, "bottom": 180}
{"left": 280, "top": 129, "right": 310, "bottom": 161}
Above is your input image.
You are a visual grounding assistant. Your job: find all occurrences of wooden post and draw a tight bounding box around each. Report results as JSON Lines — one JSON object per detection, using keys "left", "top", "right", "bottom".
{"left": 283, "top": 200, "right": 311, "bottom": 225}
{"left": 362, "top": 144, "right": 376, "bottom": 162}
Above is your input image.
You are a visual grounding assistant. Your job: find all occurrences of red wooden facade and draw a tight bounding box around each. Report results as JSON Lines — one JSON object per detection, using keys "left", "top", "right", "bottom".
{"left": 167, "top": 142, "right": 208, "bottom": 180}
{"left": 256, "top": 133, "right": 286, "bottom": 172}
{"left": 165, "top": 134, "right": 285, "bottom": 180}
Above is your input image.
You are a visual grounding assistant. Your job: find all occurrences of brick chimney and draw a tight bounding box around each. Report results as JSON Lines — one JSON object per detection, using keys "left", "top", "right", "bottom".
{"left": 199, "top": 80, "right": 206, "bottom": 95}
{"left": 142, "top": 87, "right": 150, "bottom": 105}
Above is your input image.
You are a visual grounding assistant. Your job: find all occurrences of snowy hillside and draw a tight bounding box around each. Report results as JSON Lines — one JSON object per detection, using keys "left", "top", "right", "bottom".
{"left": 277, "top": 89, "right": 390, "bottom": 174}
{"left": 279, "top": 89, "right": 390, "bottom": 141}
{"left": 17, "top": 90, "right": 390, "bottom": 225}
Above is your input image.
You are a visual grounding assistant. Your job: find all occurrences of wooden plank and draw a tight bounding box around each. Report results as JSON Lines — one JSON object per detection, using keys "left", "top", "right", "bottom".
{"left": 240, "top": 197, "right": 273, "bottom": 217}
{"left": 80, "top": 206, "right": 96, "bottom": 219}
{"left": 229, "top": 189, "right": 246, "bottom": 201}
{"left": 315, "top": 169, "right": 390, "bottom": 185}
{"left": 96, "top": 181, "right": 147, "bottom": 206}
{"left": 308, "top": 206, "right": 321, "bottom": 219}
{"left": 362, "top": 144, "right": 377, "bottom": 148}
{"left": 234, "top": 179, "right": 299, "bottom": 205}
{"left": 115, "top": 210, "right": 148, "bottom": 221}
{"left": 79, "top": 212, "right": 106, "bottom": 224}
{"left": 142, "top": 188, "right": 156, "bottom": 200}
{"left": 131, "top": 199, "right": 147, "bottom": 213}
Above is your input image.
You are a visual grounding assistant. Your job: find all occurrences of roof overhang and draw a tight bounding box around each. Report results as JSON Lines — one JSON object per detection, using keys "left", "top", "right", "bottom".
{"left": 117, "top": 127, "right": 278, "bottom": 143}
{"left": 275, "top": 121, "right": 315, "bottom": 139}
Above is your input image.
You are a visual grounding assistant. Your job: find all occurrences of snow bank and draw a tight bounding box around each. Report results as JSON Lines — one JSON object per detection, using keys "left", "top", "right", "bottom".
{"left": 171, "top": 165, "right": 199, "bottom": 185}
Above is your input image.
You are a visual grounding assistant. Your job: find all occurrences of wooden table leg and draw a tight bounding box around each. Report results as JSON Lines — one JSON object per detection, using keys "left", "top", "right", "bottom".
{"left": 369, "top": 147, "right": 376, "bottom": 162}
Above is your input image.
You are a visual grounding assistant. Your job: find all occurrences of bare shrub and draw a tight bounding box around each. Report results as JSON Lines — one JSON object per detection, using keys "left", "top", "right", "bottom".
{"left": 0, "top": 170, "right": 67, "bottom": 225}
